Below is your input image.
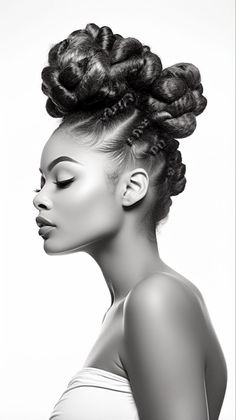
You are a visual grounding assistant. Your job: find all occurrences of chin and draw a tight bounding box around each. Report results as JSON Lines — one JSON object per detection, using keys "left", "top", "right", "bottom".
{"left": 41, "top": 228, "right": 116, "bottom": 256}
{"left": 42, "top": 237, "right": 90, "bottom": 256}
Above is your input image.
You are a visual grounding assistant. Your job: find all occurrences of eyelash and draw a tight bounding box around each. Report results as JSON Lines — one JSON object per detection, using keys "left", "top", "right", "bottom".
{"left": 33, "top": 177, "right": 75, "bottom": 193}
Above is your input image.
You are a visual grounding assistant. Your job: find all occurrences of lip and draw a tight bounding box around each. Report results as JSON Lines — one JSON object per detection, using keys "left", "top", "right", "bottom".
{"left": 38, "top": 225, "right": 56, "bottom": 238}
{"left": 36, "top": 216, "right": 56, "bottom": 228}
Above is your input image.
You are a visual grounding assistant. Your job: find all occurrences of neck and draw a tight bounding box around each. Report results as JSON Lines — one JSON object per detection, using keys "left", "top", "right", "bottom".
{"left": 85, "top": 226, "right": 167, "bottom": 306}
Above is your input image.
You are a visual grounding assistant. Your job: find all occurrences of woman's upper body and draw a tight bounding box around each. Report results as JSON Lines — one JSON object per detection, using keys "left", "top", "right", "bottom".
{"left": 33, "top": 22, "right": 227, "bottom": 420}
{"left": 83, "top": 265, "right": 227, "bottom": 420}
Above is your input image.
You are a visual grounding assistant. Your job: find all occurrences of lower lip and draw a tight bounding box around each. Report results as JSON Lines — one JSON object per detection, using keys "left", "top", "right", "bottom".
{"left": 38, "top": 225, "right": 56, "bottom": 239}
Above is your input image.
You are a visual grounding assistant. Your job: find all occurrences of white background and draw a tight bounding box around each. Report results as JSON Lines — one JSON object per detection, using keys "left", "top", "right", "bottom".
{"left": 0, "top": 0, "right": 235, "bottom": 419}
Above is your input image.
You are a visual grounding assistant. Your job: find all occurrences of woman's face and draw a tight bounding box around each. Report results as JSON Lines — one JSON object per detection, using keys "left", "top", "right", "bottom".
{"left": 33, "top": 128, "right": 125, "bottom": 255}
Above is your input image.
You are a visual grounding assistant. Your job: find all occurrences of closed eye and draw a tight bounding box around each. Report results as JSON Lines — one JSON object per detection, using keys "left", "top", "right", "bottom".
{"left": 33, "top": 177, "right": 76, "bottom": 193}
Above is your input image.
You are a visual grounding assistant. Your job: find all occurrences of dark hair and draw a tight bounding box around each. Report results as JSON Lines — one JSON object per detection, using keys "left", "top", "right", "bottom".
{"left": 41, "top": 22, "right": 207, "bottom": 230}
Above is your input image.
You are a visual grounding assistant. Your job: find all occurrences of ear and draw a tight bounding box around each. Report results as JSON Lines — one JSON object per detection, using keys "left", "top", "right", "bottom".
{"left": 122, "top": 168, "right": 149, "bottom": 207}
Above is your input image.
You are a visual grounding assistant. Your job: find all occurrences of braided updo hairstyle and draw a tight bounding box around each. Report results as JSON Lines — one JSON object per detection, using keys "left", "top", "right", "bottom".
{"left": 41, "top": 23, "right": 207, "bottom": 230}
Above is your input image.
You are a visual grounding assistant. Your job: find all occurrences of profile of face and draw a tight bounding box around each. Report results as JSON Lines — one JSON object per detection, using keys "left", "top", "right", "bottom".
{"left": 33, "top": 128, "right": 149, "bottom": 256}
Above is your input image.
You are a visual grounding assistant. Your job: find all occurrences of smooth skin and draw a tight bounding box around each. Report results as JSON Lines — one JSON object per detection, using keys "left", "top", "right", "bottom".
{"left": 33, "top": 127, "right": 227, "bottom": 420}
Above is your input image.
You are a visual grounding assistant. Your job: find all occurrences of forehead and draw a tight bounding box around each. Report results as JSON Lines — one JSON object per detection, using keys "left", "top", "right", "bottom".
{"left": 40, "top": 128, "right": 108, "bottom": 174}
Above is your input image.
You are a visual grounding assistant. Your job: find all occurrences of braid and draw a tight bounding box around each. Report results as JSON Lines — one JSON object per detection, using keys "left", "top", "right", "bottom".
{"left": 126, "top": 117, "right": 151, "bottom": 146}
{"left": 126, "top": 121, "right": 170, "bottom": 160}
{"left": 99, "top": 92, "right": 137, "bottom": 122}
{"left": 147, "top": 138, "right": 168, "bottom": 156}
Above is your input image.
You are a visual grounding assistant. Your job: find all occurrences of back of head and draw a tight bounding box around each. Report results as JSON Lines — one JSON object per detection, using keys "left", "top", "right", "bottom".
{"left": 41, "top": 22, "right": 207, "bottom": 229}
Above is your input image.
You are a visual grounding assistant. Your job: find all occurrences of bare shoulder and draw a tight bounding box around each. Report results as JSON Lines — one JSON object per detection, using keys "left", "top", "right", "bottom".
{"left": 122, "top": 271, "right": 210, "bottom": 419}
{"left": 123, "top": 270, "right": 209, "bottom": 356}
{"left": 122, "top": 270, "right": 209, "bottom": 366}
{"left": 124, "top": 270, "right": 205, "bottom": 319}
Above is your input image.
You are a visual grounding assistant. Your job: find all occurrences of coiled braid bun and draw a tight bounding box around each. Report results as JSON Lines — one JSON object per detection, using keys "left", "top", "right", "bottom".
{"left": 41, "top": 22, "right": 207, "bottom": 139}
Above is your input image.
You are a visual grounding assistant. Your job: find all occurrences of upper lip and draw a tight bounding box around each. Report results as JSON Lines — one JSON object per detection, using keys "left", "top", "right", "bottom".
{"left": 36, "top": 216, "right": 56, "bottom": 228}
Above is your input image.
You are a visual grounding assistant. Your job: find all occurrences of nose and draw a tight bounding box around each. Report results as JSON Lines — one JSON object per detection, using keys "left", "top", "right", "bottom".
{"left": 33, "top": 193, "right": 52, "bottom": 210}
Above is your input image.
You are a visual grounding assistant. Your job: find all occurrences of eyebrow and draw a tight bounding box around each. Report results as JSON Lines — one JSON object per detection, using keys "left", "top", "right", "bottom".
{"left": 39, "top": 156, "right": 83, "bottom": 174}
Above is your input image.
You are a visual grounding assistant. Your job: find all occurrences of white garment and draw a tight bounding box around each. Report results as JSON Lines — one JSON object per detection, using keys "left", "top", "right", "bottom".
{"left": 49, "top": 367, "right": 140, "bottom": 420}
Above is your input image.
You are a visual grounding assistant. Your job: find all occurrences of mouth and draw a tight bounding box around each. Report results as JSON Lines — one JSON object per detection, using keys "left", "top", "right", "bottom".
{"left": 36, "top": 216, "right": 56, "bottom": 228}
{"left": 38, "top": 225, "right": 56, "bottom": 238}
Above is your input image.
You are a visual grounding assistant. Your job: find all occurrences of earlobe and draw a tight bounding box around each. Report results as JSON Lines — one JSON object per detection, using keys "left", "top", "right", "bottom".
{"left": 122, "top": 168, "right": 149, "bottom": 207}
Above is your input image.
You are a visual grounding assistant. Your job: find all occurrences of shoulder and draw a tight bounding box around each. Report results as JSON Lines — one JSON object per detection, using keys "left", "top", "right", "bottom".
{"left": 124, "top": 272, "right": 203, "bottom": 321}
{"left": 122, "top": 272, "right": 207, "bottom": 357}
{"left": 122, "top": 273, "right": 209, "bottom": 419}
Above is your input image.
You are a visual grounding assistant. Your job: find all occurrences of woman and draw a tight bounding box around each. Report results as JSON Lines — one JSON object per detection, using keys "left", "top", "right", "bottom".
{"left": 33, "top": 23, "right": 227, "bottom": 420}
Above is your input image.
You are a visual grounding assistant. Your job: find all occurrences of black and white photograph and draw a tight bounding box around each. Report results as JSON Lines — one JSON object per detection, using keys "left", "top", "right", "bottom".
{"left": 1, "top": 1, "right": 235, "bottom": 419}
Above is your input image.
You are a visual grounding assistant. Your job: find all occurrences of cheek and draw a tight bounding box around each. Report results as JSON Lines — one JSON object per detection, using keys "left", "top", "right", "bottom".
{"left": 56, "top": 181, "right": 122, "bottom": 238}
